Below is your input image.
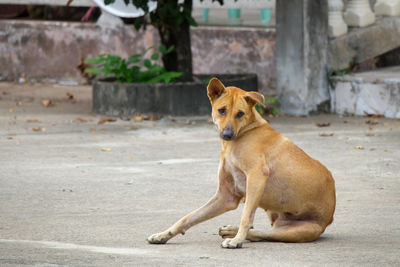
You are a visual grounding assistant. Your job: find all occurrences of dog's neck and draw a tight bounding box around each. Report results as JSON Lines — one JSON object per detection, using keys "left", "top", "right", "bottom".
{"left": 240, "top": 108, "right": 268, "bottom": 135}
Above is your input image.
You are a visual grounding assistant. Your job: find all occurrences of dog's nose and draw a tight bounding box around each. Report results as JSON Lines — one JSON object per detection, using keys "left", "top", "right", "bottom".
{"left": 221, "top": 128, "right": 234, "bottom": 141}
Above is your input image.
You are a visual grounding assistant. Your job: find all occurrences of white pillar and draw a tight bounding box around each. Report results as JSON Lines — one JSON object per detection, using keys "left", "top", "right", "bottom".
{"left": 343, "top": 0, "right": 375, "bottom": 27}
{"left": 375, "top": 0, "right": 400, "bottom": 16}
{"left": 328, "top": 0, "right": 348, "bottom": 37}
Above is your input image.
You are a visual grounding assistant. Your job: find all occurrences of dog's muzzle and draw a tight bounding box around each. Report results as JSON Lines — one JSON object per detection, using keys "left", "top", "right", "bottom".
{"left": 220, "top": 128, "right": 234, "bottom": 141}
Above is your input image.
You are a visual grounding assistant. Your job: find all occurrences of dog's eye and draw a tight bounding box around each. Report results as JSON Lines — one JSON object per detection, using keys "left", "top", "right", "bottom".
{"left": 218, "top": 108, "right": 226, "bottom": 115}
{"left": 236, "top": 111, "right": 244, "bottom": 119}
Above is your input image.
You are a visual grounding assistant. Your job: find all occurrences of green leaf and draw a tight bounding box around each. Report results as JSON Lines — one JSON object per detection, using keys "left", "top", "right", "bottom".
{"left": 143, "top": 59, "right": 152, "bottom": 69}
{"left": 186, "top": 15, "right": 198, "bottom": 27}
{"left": 265, "top": 96, "right": 278, "bottom": 104}
{"left": 147, "top": 72, "right": 182, "bottom": 83}
{"left": 85, "top": 68, "right": 105, "bottom": 74}
{"left": 104, "top": 0, "right": 115, "bottom": 5}
{"left": 151, "top": 53, "right": 159, "bottom": 60}
{"left": 165, "top": 45, "right": 175, "bottom": 54}
{"left": 159, "top": 45, "right": 167, "bottom": 54}
{"left": 127, "top": 54, "right": 141, "bottom": 64}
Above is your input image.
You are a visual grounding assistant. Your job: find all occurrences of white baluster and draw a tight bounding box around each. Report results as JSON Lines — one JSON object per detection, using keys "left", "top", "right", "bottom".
{"left": 375, "top": 0, "right": 400, "bottom": 16}
{"left": 328, "top": 0, "right": 348, "bottom": 37}
{"left": 343, "top": 0, "right": 375, "bottom": 27}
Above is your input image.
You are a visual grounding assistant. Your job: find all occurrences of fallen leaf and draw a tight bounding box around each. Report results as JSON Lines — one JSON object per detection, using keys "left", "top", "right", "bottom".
{"left": 355, "top": 145, "right": 364, "bottom": 150}
{"left": 366, "top": 119, "right": 378, "bottom": 125}
{"left": 343, "top": 120, "right": 348, "bottom": 124}
{"left": 27, "top": 119, "right": 41, "bottom": 123}
{"left": 16, "top": 101, "right": 22, "bottom": 106}
{"left": 90, "top": 129, "right": 97, "bottom": 134}
{"left": 8, "top": 121, "right": 16, "bottom": 125}
{"left": 149, "top": 114, "right": 162, "bottom": 121}
{"left": 128, "top": 157, "right": 134, "bottom": 161}
{"left": 9, "top": 108, "right": 14, "bottom": 113}
{"left": 319, "top": 132, "right": 334, "bottom": 137}
{"left": 2, "top": 91, "right": 8, "bottom": 95}
{"left": 41, "top": 99, "right": 52, "bottom": 107}
{"left": 316, "top": 123, "right": 330, "bottom": 127}
{"left": 101, "top": 148, "right": 112, "bottom": 152}
{"left": 73, "top": 118, "right": 88, "bottom": 123}
{"left": 365, "top": 133, "right": 374, "bottom": 136}
{"left": 98, "top": 117, "right": 117, "bottom": 124}
{"left": 364, "top": 112, "right": 384, "bottom": 118}
{"left": 32, "top": 127, "right": 46, "bottom": 132}
{"left": 7, "top": 133, "right": 16, "bottom": 136}
{"left": 132, "top": 115, "right": 144, "bottom": 122}
{"left": 66, "top": 92, "right": 74, "bottom": 100}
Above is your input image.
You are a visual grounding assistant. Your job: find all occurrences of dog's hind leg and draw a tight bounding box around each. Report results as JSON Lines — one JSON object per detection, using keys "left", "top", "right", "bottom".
{"left": 219, "top": 220, "right": 324, "bottom": 243}
{"left": 259, "top": 220, "right": 324, "bottom": 242}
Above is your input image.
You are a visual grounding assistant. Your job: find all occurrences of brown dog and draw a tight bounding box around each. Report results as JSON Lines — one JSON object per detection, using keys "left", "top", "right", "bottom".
{"left": 147, "top": 78, "right": 336, "bottom": 248}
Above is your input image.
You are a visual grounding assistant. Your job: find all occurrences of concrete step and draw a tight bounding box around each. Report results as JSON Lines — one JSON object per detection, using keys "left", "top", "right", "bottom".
{"left": 330, "top": 66, "right": 400, "bottom": 118}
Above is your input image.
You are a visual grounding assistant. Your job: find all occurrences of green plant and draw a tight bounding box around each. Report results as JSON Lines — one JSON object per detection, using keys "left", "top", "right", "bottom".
{"left": 255, "top": 96, "right": 279, "bottom": 116}
{"left": 104, "top": 0, "right": 224, "bottom": 81}
{"left": 84, "top": 45, "right": 182, "bottom": 83}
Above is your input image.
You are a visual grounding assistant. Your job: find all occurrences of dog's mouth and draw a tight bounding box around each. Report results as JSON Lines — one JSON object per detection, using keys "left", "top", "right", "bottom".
{"left": 220, "top": 128, "right": 235, "bottom": 141}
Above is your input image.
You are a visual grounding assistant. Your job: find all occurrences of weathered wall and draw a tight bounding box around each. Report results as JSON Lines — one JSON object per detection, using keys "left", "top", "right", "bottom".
{"left": 0, "top": 20, "right": 157, "bottom": 84}
{"left": 191, "top": 27, "right": 275, "bottom": 96}
{"left": 0, "top": 20, "right": 276, "bottom": 96}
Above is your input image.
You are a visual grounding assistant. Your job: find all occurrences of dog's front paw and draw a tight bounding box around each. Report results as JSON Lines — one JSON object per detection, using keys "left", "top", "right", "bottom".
{"left": 219, "top": 225, "right": 238, "bottom": 239}
{"left": 147, "top": 232, "right": 171, "bottom": 244}
{"left": 221, "top": 238, "right": 243, "bottom": 249}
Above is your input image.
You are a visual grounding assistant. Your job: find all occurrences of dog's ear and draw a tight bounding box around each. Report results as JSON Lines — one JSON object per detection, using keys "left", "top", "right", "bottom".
{"left": 207, "top": 78, "right": 225, "bottom": 102}
{"left": 245, "top": 91, "right": 265, "bottom": 106}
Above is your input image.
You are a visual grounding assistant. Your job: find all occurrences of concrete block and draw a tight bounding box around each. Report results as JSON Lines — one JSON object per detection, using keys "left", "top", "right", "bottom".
{"left": 334, "top": 82, "right": 357, "bottom": 115}
{"left": 330, "top": 66, "right": 400, "bottom": 118}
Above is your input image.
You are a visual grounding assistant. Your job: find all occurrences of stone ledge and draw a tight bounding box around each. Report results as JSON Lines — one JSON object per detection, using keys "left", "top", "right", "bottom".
{"left": 330, "top": 66, "right": 400, "bottom": 118}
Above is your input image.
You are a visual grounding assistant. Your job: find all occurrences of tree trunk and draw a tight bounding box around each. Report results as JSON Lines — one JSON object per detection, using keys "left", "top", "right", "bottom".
{"left": 156, "top": 0, "right": 193, "bottom": 81}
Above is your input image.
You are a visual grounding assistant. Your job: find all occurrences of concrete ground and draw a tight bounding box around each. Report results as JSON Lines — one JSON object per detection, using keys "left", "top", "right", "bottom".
{"left": 0, "top": 82, "right": 399, "bottom": 266}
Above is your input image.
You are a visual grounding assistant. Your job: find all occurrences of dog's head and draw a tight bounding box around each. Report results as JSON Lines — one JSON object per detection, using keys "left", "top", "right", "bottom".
{"left": 207, "top": 77, "right": 264, "bottom": 141}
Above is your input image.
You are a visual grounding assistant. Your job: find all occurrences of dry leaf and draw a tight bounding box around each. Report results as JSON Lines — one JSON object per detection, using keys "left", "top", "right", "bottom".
{"left": 90, "top": 129, "right": 97, "bottom": 134}
{"left": 366, "top": 119, "right": 378, "bottom": 125}
{"left": 343, "top": 120, "right": 348, "bottom": 124}
{"left": 316, "top": 123, "right": 330, "bottom": 127}
{"left": 41, "top": 99, "right": 52, "bottom": 107}
{"left": 8, "top": 121, "right": 16, "bottom": 125}
{"left": 365, "top": 133, "right": 374, "bottom": 136}
{"left": 66, "top": 92, "right": 74, "bottom": 100}
{"left": 128, "top": 157, "right": 134, "bottom": 161}
{"left": 73, "top": 118, "right": 88, "bottom": 123}
{"left": 32, "top": 127, "right": 46, "bottom": 132}
{"left": 355, "top": 145, "right": 364, "bottom": 150}
{"left": 27, "top": 119, "right": 41, "bottom": 123}
{"left": 132, "top": 115, "right": 144, "bottom": 122}
{"left": 7, "top": 133, "right": 16, "bottom": 136}
{"left": 319, "top": 132, "right": 334, "bottom": 137}
{"left": 9, "top": 108, "right": 14, "bottom": 113}
{"left": 101, "top": 148, "right": 112, "bottom": 152}
{"left": 98, "top": 117, "right": 117, "bottom": 124}
{"left": 364, "top": 112, "right": 384, "bottom": 118}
